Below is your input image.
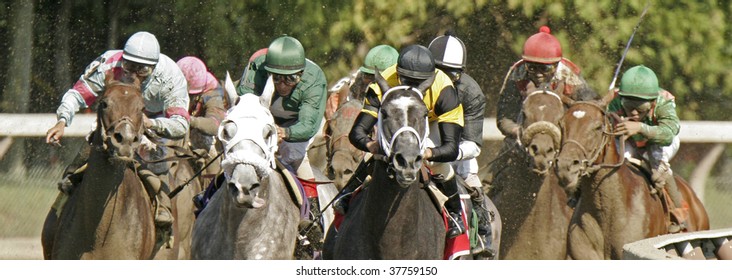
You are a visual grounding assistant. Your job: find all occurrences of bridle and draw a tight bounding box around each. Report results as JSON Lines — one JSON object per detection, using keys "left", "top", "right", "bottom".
{"left": 376, "top": 86, "right": 429, "bottom": 159}
{"left": 558, "top": 101, "right": 625, "bottom": 177}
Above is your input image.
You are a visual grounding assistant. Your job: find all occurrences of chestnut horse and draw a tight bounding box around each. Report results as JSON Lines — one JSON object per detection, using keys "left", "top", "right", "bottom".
{"left": 324, "top": 98, "right": 365, "bottom": 190}
{"left": 490, "top": 89, "right": 573, "bottom": 259}
{"left": 554, "top": 101, "right": 709, "bottom": 259}
{"left": 42, "top": 79, "right": 158, "bottom": 259}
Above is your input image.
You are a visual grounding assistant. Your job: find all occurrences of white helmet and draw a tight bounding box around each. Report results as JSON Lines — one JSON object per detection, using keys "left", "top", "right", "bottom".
{"left": 428, "top": 34, "right": 466, "bottom": 69}
{"left": 123, "top": 31, "right": 160, "bottom": 65}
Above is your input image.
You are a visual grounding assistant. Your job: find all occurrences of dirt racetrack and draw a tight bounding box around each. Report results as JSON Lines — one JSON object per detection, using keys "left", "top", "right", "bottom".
{"left": 0, "top": 237, "right": 43, "bottom": 260}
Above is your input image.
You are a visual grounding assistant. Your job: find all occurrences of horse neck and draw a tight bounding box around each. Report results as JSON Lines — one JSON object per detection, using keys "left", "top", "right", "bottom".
{"left": 363, "top": 160, "right": 430, "bottom": 219}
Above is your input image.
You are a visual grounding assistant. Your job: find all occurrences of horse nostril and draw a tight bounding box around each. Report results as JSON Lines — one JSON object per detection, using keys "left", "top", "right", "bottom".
{"left": 415, "top": 155, "right": 422, "bottom": 163}
{"left": 251, "top": 182, "right": 260, "bottom": 190}
{"left": 344, "top": 169, "right": 353, "bottom": 175}
{"left": 113, "top": 132, "right": 124, "bottom": 144}
{"left": 394, "top": 153, "right": 407, "bottom": 168}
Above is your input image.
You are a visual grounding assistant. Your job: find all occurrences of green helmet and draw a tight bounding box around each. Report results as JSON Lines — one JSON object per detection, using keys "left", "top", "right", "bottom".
{"left": 619, "top": 65, "right": 660, "bottom": 100}
{"left": 359, "top": 45, "right": 399, "bottom": 75}
{"left": 264, "top": 36, "right": 306, "bottom": 75}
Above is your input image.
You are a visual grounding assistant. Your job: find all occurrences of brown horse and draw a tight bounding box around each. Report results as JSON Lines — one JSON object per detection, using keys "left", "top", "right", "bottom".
{"left": 489, "top": 89, "right": 573, "bottom": 259}
{"left": 41, "top": 79, "right": 159, "bottom": 259}
{"left": 554, "top": 101, "right": 709, "bottom": 259}
{"left": 324, "top": 98, "right": 365, "bottom": 190}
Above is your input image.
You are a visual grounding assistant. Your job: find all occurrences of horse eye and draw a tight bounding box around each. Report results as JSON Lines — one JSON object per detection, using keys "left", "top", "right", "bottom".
{"left": 99, "top": 101, "right": 108, "bottom": 109}
{"left": 220, "top": 121, "right": 237, "bottom": 141}
{"left": 264, "top": 127, "right": 274, "bottom": 140}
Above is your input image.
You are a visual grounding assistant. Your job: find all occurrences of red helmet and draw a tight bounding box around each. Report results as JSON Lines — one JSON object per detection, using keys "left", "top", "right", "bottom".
{"left": 522, "top": 26, "right": 562, "bottom": 64}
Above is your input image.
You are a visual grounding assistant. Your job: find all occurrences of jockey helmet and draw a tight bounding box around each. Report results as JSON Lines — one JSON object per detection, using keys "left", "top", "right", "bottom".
{"left": 123, "top": 31, "right": 160, "bottom": 65}
{"left": 176, "top": 56, "right": 208, "bottom": 94}
{"left": 360, "top": 45, "right": 399, "bottom": 75}
{"left": 396, "top": 44, "right": 435, "bottom": 80}
{"left": 428, "top": 34, "right": 467, "bottom": 70}
{"left": 522, "top": 26, "right": 562, "bottom": 64}
{"left": 619, "top": 65, "right": 660, "bottom": 100}
{"left": 265, "top": 36, "right": 306, "bottom": 75}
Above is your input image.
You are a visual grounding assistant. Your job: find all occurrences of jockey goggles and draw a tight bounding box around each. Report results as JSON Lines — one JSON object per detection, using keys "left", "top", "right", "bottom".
{"left": 122, "top": 60, "right": 154, "bottom": 77}
{"left": 621, "top": 96, "right": 653, "bottom": 114}
{"left": 272, "top": 73, "right": 301, "bottom": 86}
{"left": 525, "top": 62, "right": 557, "bottom": 75}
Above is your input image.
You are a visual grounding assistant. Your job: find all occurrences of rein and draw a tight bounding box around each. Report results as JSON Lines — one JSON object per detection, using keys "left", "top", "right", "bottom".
{"left": 559, "top": 102, "right": 627, "bottom": 176}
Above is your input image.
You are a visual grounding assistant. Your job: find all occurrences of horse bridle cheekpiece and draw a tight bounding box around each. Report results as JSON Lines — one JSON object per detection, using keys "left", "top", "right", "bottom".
{"left": 376, "top": 86, "right": 429, "bottom": 158}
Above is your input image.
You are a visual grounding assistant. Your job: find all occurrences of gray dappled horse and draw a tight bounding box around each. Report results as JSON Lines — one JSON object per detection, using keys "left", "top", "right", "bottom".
{"left": 41, "top": 78, "right": 159, "bottom": 259}
{"left": 555, "top": 101, "right": 709, "bottom": 259}
{"left": 324, "top": 74, "right": 450, "bottom": 259}
{"left": 190, "top": 77, "right": 336, "bottom": 259}
{"left": 490, "top": 89, "right": 573, "bottom": 259}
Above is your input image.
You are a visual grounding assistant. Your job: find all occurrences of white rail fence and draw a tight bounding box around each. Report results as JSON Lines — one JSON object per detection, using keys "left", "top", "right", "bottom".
{"left": 4, "top": 113, "right": 732, "bottom": 142}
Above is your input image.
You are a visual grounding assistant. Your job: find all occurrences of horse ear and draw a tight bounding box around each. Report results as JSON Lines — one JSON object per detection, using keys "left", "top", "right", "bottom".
{"left": 260, "top": 75, "right": 275, "bottom": 108}
{"left": 559, "top": 94, "right": 575, "bottom": 107}
{"left": 599, "top": 89, "right": 615, "bottom": 108}
{"left": 417, "top": 72, "right": 436, "bottom": 93}
{"left": 374, "top": 67, "right": 390, "bottom": 94}
{"left": 224, "top": 71, "right": 240, "bottom": 105}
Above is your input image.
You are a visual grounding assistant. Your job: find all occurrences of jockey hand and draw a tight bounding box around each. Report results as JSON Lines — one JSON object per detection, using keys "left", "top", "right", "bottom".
{"left": 46, "top": 120, "right": 66, "bottom": 146}
{"left": 276, "top": 126, "right": 287, "bottom": 143}
{"left": 423, "top": 147, "right": 433, "bottom": 161}
{"left": 366, "top": 140, "right": 379, "bottom": 155}
{"left": 616, "top": 119, "right": 643, "bottom": 136}
{"left": 143, "top": 115, "right": 154, "bottom": 130}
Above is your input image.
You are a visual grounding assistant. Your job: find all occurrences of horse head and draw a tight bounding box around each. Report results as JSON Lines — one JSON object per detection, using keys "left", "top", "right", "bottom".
{"left": 95, "top": 77, "right": 144, "bottom": 161}
{"left": 325, "top": 99, "right": 364, "bottom": 190}
{"left": 219, "top": 75, "right": 278, "bottom": 208}
{"left": 554, "top": 100, "right": 612, "bottom": 195}
{"left": 374, "top": 71, "right": 432, "bottom": 187}
{"left": 520, "top": 89, "right": 565, "bottom": 174}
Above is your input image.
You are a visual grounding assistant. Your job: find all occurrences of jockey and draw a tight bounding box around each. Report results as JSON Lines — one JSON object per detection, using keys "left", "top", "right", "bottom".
{"left": 491, "top": 26, "right": 592, "bottom": 203}
{"left": 428, "top": 33, "right": 492, "bottom": 247}
{"left": 348, "top": 44, "right": 467, "bottom": 238}
{"left": 176, "top": 56, "right": 227, "bottom": 176}
{"left": 325, "top": 45, "right": 399, "bottom": 120}
{"left": 45, "top": 31, "right": 190, "bottom": 228}
{"left": 236, "top": 35, "right": 328, "bottom": 224}
{"left": 496, "top": 25, "right": 590, "bottom": 141}
{"left": 607, "top": 65, "right": 686, "bottom": 232}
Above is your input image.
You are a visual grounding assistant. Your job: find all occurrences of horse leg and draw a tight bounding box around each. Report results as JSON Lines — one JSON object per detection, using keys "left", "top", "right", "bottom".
{"left": 567, "top": 215, "right": 604, "bottom": 259}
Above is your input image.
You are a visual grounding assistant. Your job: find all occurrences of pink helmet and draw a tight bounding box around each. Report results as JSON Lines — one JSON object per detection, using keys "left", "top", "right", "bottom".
{"left": 177, "top": 56, "right": 210, "bottom": 94}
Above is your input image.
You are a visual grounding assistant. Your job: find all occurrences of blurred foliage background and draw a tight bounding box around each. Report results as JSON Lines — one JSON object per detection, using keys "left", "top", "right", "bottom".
{"left": 1, "top": 0, "right": 731, "bottom": 238}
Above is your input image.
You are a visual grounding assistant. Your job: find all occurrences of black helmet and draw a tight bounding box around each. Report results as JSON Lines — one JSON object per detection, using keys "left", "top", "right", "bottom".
{"left": 428, "top": 34, "right": 466, "bottom": 70}
{"left": 396, "top": 45, "right": 435, "bottom": 80}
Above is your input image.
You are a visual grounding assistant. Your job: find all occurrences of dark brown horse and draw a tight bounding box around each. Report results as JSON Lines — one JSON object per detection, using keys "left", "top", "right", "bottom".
{"left": 325, "top": 74, "right": 449, "bottom": 259}
{"left": 324, "top": 98, "right": 365, "bottom": 190}
{"left": 490, "top": 89, "right": 573, "bottom": 259}
{"left": 42, "top": 79, "right": 159, "bottom": 259}
{"left": 554, "top": 101, "right": 710, "bottom": 259}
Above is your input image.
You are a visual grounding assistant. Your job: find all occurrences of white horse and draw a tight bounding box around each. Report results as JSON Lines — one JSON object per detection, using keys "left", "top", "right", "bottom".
{"left": 190, "top": 74, "right": 336, "bottom": 259}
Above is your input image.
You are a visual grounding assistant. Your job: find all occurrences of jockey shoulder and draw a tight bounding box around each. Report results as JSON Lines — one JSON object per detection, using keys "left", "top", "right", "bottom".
{"left": 236, "top": 36, "right": 327, "bottom": 143}
{"left": 54, "top": 31, "right": 190, "bottom": 141}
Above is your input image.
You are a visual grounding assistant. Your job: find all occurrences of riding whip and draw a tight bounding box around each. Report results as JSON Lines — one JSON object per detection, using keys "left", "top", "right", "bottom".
{"left": 608, "top": 2, "right": 651, "bottom": 91}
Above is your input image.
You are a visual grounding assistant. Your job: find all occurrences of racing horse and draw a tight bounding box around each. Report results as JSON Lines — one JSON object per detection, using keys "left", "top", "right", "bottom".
{"left": 190, "top": 77, "right": 337, "bottom": 259}
{"left": 489, "top": 89, "right": 574, "bottom": 259}
{"left": 324, "top": 98, "right": 364, "bottom": 190}
{"left": 41, "top": 77, "right": 158, "bottom": 259}
{"left": 554, "top": 101, "right": 709, "bottom": 259}
{"left": 325, "top": 73, "right": 451, "bottom": 259}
